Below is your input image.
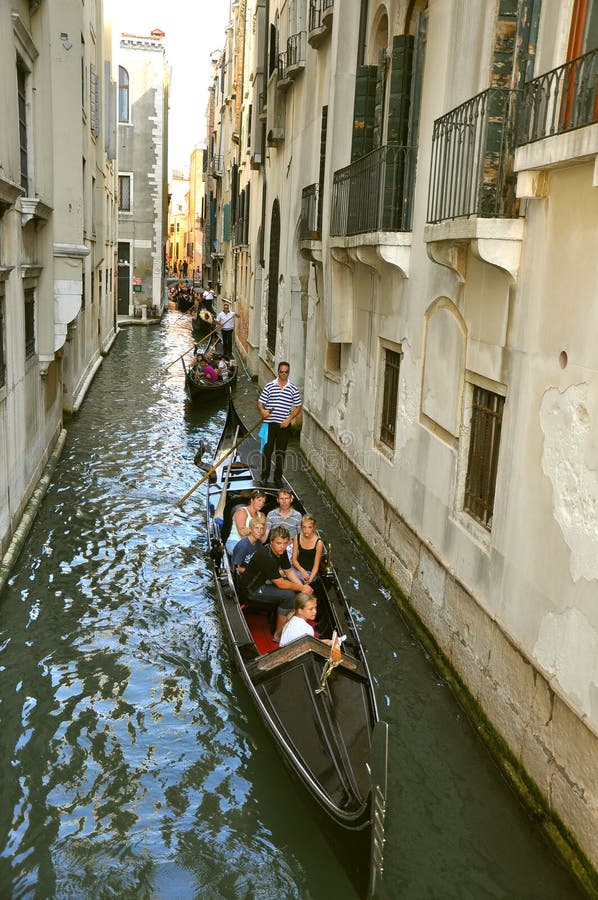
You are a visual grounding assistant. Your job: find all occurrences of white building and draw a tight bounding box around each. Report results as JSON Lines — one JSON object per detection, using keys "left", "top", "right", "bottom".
{"left": 208, "top": 0, "right": 598, "bottom": 881}
{"left": 1, "top": 0, "right": 118, "bottom": 571}
{"left": 117, "top": 29, "right": 169, "bottom": 317}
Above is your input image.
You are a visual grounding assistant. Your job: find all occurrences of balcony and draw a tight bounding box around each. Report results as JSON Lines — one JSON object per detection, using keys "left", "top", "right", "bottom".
{"left": 518, "top": 49, "right": 598, "bottom": 144}
{"left": 330, "top": 144, "right": 415, "bottom": 278}
{"left": 278, "top": 32, "right": 306, "bottom": 89}
{"left": 331, "top": 143, "right": 414, "bottom": 236}
{"left": 515, "top": 49, "right": 598, "bottom": 183}
{"left": 425, "top": 88, "right": 523, "bottom": 282}
{"left": 300, "top": 183, "right": 320, "bottom": 241}
{"left": 209, "top": 155, "right": 224, "bottom": 177}
{"left": 309, "top": 0, "right": 333, "bottom": 48}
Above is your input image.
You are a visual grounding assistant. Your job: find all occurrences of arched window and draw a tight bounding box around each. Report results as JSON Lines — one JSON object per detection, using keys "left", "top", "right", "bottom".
{"left": 118, "top": 66, "right": 129, "bottom": 122}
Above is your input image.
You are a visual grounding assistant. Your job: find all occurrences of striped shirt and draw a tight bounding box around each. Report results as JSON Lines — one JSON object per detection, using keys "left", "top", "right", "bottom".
{"left": 266, "top": 506, "right": 302, "bottom": 538}
{"left": 258, "top": 379, "right": 302, "bottom": 424}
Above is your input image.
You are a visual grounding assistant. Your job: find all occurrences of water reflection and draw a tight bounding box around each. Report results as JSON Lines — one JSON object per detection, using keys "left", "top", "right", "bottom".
{"left": 0, "top": 312, "right": 587, "bottom": 900}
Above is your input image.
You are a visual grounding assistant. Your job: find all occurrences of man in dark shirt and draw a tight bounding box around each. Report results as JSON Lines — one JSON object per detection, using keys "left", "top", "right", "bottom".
{"left": 238, "top": 525, "right": 314, "bottom": 640}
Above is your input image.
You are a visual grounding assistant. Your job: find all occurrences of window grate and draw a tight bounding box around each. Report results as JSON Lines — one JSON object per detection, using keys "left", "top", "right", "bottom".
{"left": 24, "top": 288, "right": 35, "bottom": 359}
{"left": 380, "top": 349, "right": 401, "bottom": 448}
{"left": 17, "top": 58, "right": 28, "bottom": 194}
{"left": 464, "top": 386, "right": 504, "bottom": 530}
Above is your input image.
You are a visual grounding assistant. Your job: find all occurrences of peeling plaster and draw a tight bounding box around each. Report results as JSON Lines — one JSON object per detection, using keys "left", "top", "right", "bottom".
{"left": 540, "top": 383, "right": 598, "bottom": 582}
{"left": 534, "top": 608, "right": 598, "bottom": 719}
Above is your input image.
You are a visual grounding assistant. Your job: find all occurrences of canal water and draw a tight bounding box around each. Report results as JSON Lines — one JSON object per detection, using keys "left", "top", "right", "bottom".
{"left": 0, "top": 310, "right": 585, "bottom": 899}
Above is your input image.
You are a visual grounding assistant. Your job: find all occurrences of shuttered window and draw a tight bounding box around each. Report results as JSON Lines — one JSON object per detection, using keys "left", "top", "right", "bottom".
{"left": 464, "top": 387, "right": 504, "bottom": 530}
{"left": 0, "top": 289, "right": 6, "bottom": 388}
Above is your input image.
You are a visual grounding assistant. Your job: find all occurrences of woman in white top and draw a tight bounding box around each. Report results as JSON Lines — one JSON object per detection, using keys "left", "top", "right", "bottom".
{"left": 225, "top": 490, "right": 267, "bottom": 553}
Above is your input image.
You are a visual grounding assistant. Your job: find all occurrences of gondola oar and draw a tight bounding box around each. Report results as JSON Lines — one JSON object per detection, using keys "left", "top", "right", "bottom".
{"left": 214, "top": 426, "right": 239, "bottom": 526}
{"left": 163, "top": 345, "right": 196, "bottom": 372}
{"left": 176, "top": 417, "right": 264, "bottom": 507}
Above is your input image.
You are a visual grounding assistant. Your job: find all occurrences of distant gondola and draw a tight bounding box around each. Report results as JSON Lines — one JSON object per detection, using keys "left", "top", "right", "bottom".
{"left": 192, "top": 307, "right": 214, "bottom": 339}
{"left": 205, "top": 399, "right": 388, "bottom": 898}
{"left": 183, "top": 332, "right": 238, "bottom": 401}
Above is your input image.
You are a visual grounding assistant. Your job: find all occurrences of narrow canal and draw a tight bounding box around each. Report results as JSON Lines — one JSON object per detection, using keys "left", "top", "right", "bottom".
{"left": 0, "top": 311, "right": 585, "bottom": 899}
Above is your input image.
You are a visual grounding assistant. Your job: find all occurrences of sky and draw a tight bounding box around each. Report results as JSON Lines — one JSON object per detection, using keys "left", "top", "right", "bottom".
{"left": 115, "top": 1, "right": 231, "bottom": 173}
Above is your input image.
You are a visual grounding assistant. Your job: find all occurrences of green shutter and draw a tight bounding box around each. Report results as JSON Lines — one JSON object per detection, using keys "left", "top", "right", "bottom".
{"left": 351, "top": 65, "right": 378, "bottom": 161}
{"left": 223, "top": 203, "right": 231, "bottom": 242}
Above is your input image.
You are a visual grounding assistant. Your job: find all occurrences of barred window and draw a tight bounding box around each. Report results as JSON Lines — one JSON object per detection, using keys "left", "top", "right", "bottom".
{"left": 464, "top": 386, "right": 504, "bottom": 530}
{"left": 118, "top": 174, "right": 131, "bottom": 211}
{"left": 24, "top": 288, "right": 35, "bottom": 359}
{"left": 380, "top": 349, "right": 401, "bottom": 449}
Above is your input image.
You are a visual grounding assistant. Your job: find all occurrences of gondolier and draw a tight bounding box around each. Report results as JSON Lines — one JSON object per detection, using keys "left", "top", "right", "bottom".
{"left": 257, "top": 361, "right": 302, "bottom": 487}
{"left": 215, "top": 300, "right": 239, "bottom": 359}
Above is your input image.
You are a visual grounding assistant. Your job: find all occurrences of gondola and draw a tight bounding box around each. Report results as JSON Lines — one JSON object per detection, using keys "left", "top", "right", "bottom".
{"left": 183, "top": 332, "right": 238, "bottom": 401}
{"left": 205, "top": 399, "right": 388, "bottom": 898}
{"left": 191, "top": 306, "right": 214, "bottom": 339}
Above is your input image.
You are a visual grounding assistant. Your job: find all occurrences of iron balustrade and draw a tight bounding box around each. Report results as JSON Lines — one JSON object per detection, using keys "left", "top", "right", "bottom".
{"left": 427, "top": 88, "right": 519, "bottom": 224}
{"left": 277, "top": 51, "right": 288, "bottom": 82}
{"left": 300, "top": 183, "right": 320, "bottom": 240}
{"left": 287, "top": 31, "right": 306, "bottom": 69}
{"left": 517, "top": 48, "right": 598, "bottom": 145}
{"left": 331, "top": 144, "right": 415, "bottom": 237}
{"left": 210, "top": 155, "right": 223, "bottom": 176}
{"left": 322, "top": 0, "right": 334, "bottom": 10}
{"left": 309, "top": 0, "right": 322, "bottom": 32}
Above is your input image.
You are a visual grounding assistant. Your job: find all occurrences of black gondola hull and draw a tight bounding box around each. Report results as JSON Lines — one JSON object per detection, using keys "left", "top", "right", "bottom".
{"left": 205, "top": 400, "right": 387, "bottom": 897}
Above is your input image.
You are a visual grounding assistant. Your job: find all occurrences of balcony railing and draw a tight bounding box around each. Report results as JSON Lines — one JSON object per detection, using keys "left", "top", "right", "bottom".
{"left": 309, "top": 0, "right": 322, "bottom": 32}
{"left": 427, "top": 88, "right": 519, "bottom": 224}
{"left": 287, "top": 31, "right": 306, "bottom": 70}
{"left": 517, "top": 48, "right": 598, "bottom": 145}
{"left": 210, "top": 155, "right": 223, "bottom": 177}
{"left": 277, "top": 51, "right": 288, "bottom": 83}
{"left": 300, "top": 183, "right": 320, "bottom": 240}
{"left": 331, "top": 144, "right": 415, "bottom": 237}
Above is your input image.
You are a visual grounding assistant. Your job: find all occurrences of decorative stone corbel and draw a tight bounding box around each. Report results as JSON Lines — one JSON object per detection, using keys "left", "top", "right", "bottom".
{"left": 20, "top": 197, "right": 52, "bottom": 227}
{"left": 426, "top": 239, "right": 468, "bottom": 283}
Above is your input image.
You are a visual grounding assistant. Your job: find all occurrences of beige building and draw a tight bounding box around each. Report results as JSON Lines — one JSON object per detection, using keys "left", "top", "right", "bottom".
{"left": 167, "top": 168, "right": 190, "bottom": 276}
{"left": 117, "top": 29, "right": 169, "bottom": 317}
{"left": 1, "top": 1, "right": 118, "bottom": 573}
{"left": 207, "top": 0, "right": 598, "bottom": 882}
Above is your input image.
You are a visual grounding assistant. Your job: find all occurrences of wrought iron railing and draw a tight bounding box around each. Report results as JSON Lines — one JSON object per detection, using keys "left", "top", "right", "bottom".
{"left": 210, "top": 155, "right": 223, "bottom": 176}
{"left": 427, "top": 88, "right": 519, "bottom": 223}
{"left": 300, "top": 183, "right": 320, "bottom": 240}
{"left": 331, "top": 144, "right": 415, "bottom": 236}
{"left": 277, "top": 51, "right": 288, "bottom": 82}
{"left": 309, "top": 0, "right": 322, "bottom": 32}
{"left": 287, "top": 31, "right": 306, "bottom": 69}
{"left": 323, "top": 0, "right": 334, "bottom": 11}
{"left": 517, "top": 48, "right": 598, "bottom": 145}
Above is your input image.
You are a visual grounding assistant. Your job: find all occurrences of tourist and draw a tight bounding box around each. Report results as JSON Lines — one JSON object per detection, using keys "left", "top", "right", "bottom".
{"left": 225, "top": 490, "right": 267, "bottom": 554}
{"left": 265, "top": 488, "right": 302, "bottom": 542}
{"left": 231, "top": 518, "right": 266, "bottom": 574}
{"left": 291, "top": 515, "right": 323, "bottom": 585}
{"left": 215, "top": 300, "right": 239, "bottom": 359}
{"left": 238, "top": 525, "right": 313, "bottom": 642}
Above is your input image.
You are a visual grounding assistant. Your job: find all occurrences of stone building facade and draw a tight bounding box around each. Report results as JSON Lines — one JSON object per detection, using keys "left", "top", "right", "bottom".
{"left": 1, "top": 1, "right": 118, "bottom": 573}
{"left": 117, "top": 30, "right": 169, "bottom": 317}
{"left": 206, "top": 0, "right": 598, "bottom": 881}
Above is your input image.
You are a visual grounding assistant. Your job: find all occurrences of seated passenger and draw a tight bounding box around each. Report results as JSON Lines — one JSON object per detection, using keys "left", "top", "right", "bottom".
{"left": 225, "top": 490, "right": 267, "bottom": 554}
{"left": 291, "top": 514, "right": 323, "bottom": 585}
{"left": 238, "top": 525, "right": 313, "bottom": 641}
{"left": 279, "top": 592, "right": 318, "bottom": 646}
{"left": 232, "top": 518, "right": 266, "bottom": 574}
{"left": 198, "top": 354, "right": 218, "bottom": 382}
{"left": 215, "top": 355, "right": 229, "bottom": 381}
{"left": 264, "top": 489, "right": 302, "bottom": 542}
